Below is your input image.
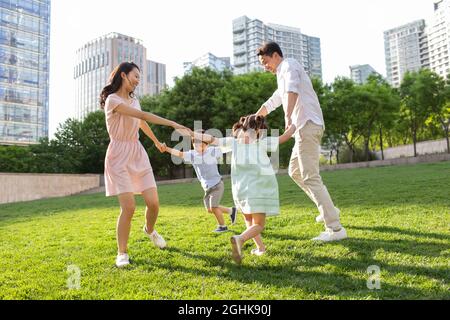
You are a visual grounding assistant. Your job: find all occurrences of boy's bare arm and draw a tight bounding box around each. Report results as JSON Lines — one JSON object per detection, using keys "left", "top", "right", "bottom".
{"left": 161, "top": 144, "right": 184, "bottom": 158}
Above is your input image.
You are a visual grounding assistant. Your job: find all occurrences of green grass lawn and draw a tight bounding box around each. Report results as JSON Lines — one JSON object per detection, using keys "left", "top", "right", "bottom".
{"left": 0, "top": 162, "right": 449, "bottom": 300}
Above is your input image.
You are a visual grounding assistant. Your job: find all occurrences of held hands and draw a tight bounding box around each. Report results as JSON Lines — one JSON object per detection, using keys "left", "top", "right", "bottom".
{"left": 155, "top": 141, "right": 166, "bottom": 153}
{"left": 159, "top": 142, "right": 168, "bottom": 153}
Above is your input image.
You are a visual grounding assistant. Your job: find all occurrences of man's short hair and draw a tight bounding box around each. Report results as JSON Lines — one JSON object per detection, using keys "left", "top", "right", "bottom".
{"left": 257, "top": 42, "right": 284, "bottom": 58}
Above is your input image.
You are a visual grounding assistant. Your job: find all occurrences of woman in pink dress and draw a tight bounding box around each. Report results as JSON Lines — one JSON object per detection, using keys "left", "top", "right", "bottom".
{"left": 100, "top": 62, "right": 184, "bottom": 268}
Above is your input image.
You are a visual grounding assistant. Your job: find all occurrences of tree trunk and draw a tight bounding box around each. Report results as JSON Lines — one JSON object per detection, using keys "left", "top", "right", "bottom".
{"left": 349, "top": 145, "right": 354, "bottom": 163}
{"left": 413, "top": 129, "right": 417, "bottom": 157}
{"left": 336, "top": 148, "right": 339, "bottom": 164}
{"left": 364, "top": 139, "right": 370, "bottom": 162}
{"left": 446, "top": 127, "right": 450, "bottom": 154}
{"left": 364, "top": 125, "right": 371, "bottom": 162}
{"left": 379, "top": 126, "right": 384, "bottom": 160}
{"left": 329, "top": 149, "right": 333, "bottom": 165}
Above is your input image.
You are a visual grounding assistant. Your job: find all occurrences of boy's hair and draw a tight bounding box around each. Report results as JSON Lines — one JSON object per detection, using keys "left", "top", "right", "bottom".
{"left": 193, "top": 129, "right": 208, "bottom": 145}
{"left": 232, "top": 114, "right": 268, "bottom": 139}
{"left": 256, "top": 42, "right": 284, "bottom": 58}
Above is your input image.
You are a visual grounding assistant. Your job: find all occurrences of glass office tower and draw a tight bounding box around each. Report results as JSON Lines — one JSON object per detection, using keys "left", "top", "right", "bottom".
{"left": 0, "top": 0, "right": 51, "bottom": 145}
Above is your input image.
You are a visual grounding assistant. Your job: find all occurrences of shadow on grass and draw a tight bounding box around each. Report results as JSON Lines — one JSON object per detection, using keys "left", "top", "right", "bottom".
{"left": 133, "top": 246, "right": 446, "bottom": 299}
{"left": 267, "top": 231, "right": 449, "bottom": 259}
{"left": 347, "top": 225, "right": 450, "bottom": 242}
{"left": 131, "top": 223, "right": 450, "bottom": 299}
{"left": 266, "top": 228, "right": 449, "bottom": 283}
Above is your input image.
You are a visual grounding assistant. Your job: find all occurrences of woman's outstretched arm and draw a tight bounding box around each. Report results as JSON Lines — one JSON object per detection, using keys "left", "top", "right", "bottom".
{"left": 115, "top": 103, "right": 185, "bottom": 128}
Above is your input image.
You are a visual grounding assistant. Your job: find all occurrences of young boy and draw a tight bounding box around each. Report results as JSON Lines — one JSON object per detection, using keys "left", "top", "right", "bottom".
{"left": 162, "top": 130, "right": 237, "bottom": 233}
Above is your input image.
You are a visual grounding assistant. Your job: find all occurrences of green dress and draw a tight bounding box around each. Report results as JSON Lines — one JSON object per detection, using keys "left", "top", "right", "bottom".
{"left": 219, "top": 137, "right": 280, "bottom": 216}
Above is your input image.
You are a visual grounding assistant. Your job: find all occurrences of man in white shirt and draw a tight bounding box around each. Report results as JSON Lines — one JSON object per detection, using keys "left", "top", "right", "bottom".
{"left": 255, "top": 42, "right": 347, "bottom": 242}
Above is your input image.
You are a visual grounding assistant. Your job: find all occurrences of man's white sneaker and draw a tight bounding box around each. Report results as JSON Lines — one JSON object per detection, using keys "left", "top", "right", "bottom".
{"left": 115, "top": 253, "right": 130, "bottom": 268}
{"left": 143, "top": 226, "right": 167, "bottom": 249}
{"left": 312, "top": 227, "right": 348, "bottom": 242}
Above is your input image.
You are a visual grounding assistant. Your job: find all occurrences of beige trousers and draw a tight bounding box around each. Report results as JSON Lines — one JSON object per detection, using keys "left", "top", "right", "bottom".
{"left": 288, "top": 121, "right": 342, "bottom": 230}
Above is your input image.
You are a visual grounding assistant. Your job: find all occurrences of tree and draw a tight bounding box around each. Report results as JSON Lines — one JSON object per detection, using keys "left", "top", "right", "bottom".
{"left": 326, "top": 77, "right": 365, "bottom": 163}
{"left": 213, "top": 71, "right": 279, "bottom": 130}
{"left": 79, "top": 111, "right": 109, "bottom": 173}
{"left": 427, "top": 74, "right": 450, "bottom": 153}
{"left": 400, "top": 70, "right": 438, "bottom": 157}
{"left": 0, "top": 145, "right": 33, "bottom": 172}
{"left": 363, "top": 75, "right": 400, "bottom": 160}
{"left": 312, "top": 78, "right": 341, "bottom": 163}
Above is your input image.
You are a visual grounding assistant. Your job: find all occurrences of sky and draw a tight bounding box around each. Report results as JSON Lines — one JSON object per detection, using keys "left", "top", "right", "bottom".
{"left": 49, "top": 0, "right": 436, "bottom": 137}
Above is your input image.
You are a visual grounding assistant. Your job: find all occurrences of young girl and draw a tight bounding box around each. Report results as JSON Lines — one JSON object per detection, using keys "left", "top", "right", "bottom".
{"left": 161, "top": 130, "right": 237, "bottom": 233}
{"left": 100, "top": 62, "right": 186, "bottom": 268}
{"left": 184, "top": 115, "right": 296, "bottom": 264}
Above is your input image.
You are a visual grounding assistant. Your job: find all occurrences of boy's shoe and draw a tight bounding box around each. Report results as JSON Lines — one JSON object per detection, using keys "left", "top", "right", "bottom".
{"left": 214, "top": 226, "right": 229, "bottom": 233}
{"left": 250, "top": 248, "right": 266, "bottom": 256}
{"left": 230, "top": 235, "right": 243, "bottom": 265}
{"left": 230, "top": 207, "right": 237, "bottom": 225}
{"left": 115, "top": 253, "right": 130, "bottom": 268}
{"left": 312, "top": 227, "right": 347, "bottom": 242}
{"left": 143, "top": 226, "right": 167, "bottom": 249}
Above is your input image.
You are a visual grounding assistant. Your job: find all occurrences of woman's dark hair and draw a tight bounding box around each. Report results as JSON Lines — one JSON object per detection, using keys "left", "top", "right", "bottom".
{"left": 256, "top": 42, "right": 284, "bottom": 58}
{"left": 99, "top": 62, "right": 140, "bottom": 108}
{"left": 232, "top": 114, "right": 268, "bottom": 139}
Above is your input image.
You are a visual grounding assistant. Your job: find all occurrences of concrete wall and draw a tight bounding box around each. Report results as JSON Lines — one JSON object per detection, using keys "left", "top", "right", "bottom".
{"left": 375, "top": 138, "right": 449, "bottom": 160}
{"left": 320, "top": 153, "right": 450, "bottom": 172}
{"left": 0, "top": 173, "right": 101, "bottom": 205}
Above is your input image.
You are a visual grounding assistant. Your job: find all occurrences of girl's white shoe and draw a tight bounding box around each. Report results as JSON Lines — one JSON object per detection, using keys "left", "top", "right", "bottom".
{"left": 116, "top": 253, "right": 130, "bottom": 268}
{"left": 143, "top": 226, "right": 167, "bottom": 249}
{"left": 250, "top": 248, "right": 266, "bottom": 256}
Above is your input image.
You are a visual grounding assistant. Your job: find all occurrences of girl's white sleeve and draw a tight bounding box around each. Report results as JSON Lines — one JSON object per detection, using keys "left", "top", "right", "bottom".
{"left": 182, "top": 150, "right": 194, "bottom": 164}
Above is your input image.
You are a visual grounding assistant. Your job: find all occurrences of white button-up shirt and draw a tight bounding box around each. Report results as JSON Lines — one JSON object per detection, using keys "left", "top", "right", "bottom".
{"left": 263, "top": 58, "right": 324, "bottom": 131}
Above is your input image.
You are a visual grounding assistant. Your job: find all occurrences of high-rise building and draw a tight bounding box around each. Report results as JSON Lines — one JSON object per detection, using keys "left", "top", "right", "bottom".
{"left": 0, "top": 0, "right": 51, "bottom": 145}
{"left": 232, "top": 16, "right": 322, "bottom": 79}
{"left": 146, "top": 60, "right": 166, "bottom": 96}
{"left": 183, "top": 52, "right": 231, "bottom": 73}
{"left": 428, "top": 0, "right": 450, "bottom": 78}
{"left": 74, "top": 32, "right": 166, "bottom": 119}
{"left": 384, "top": 20, "right": 429, "bottom": 87}
{"left": 350, "top": 64, "right": 380, "bottom": 84}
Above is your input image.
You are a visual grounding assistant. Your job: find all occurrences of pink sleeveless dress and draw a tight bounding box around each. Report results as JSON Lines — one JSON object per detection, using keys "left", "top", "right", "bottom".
{"left": 104, "top": 93, "right": 156, "bottom": 196}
